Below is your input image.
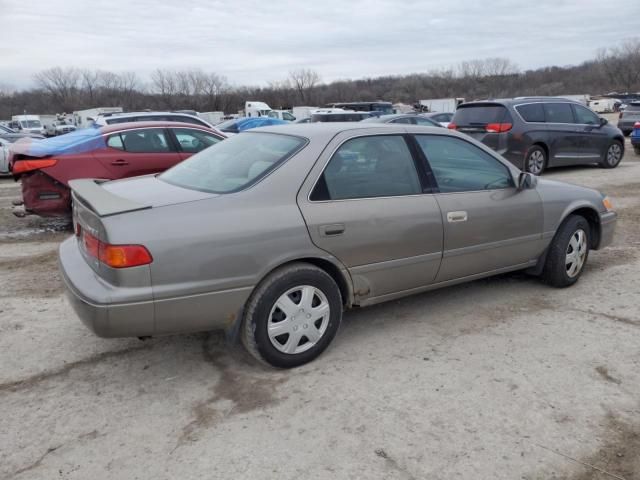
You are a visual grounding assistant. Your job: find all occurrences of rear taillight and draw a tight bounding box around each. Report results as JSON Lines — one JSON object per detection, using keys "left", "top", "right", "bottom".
{"left": 485, "top": 123, "right": 512, "bottom": 133}
{"left": 12, "top": 158, "right": 57, "bottom": 174}
{"left": 634, "top": 122, "right": 640, "bottom": 128}
{"left": 81, "top": 230, "right": 152, "bottom": 268}
{"left": 447, "top": 123, "right": 457, "bottom": 130}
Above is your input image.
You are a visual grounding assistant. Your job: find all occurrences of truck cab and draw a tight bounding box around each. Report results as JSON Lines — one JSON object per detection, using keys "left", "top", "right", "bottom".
{"left": 245, "top": 101, "right": 272, "bottom": 117}
{"left": 10, "top": 115, "right": 45, "bottom": 135}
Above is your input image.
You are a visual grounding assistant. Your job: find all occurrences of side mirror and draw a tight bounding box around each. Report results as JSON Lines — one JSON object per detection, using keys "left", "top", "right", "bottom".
{"left": 599, "top": 117, "right": 608, "bottom": 126}
{"left": 517, "top": 172, "right": 536, "bottom": 190}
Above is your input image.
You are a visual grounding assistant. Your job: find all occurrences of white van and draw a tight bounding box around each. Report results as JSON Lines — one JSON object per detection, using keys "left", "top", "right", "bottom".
{"left": 10, "top": 115, "right": 45, "bottom": 135}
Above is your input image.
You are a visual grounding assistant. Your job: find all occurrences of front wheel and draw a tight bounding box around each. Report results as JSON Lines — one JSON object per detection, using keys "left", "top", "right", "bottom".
{"left": 524, "top": 145, "right": 547, "bottom": 175}
{"left": 542, "top": 215, "right": 590, "bottom": 288}
{"left": 241, "top": 263, "right": 343, "bottom": 368}
{"left": 601, "top": 141, "right": 623, "bottom": 168}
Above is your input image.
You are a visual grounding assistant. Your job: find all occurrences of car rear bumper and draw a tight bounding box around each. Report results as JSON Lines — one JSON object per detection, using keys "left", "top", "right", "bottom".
{"left": 598, "top": 211, "right": 617, "bottom": 249}
{"left": 59, "top": 237, "right": 252, "bottom": 338}
{"left": 618, "top": 121, "right": 636, "bottom": 131}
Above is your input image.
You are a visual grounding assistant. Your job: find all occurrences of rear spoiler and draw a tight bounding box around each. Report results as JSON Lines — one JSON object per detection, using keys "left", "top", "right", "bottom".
{"left": 69, "top": 179, "right": 151, "bottom": 217}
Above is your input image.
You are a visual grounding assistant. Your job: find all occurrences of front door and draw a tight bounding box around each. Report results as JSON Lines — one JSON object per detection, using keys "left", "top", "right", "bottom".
{"left": 414, "top": 134, "right": 545, "bottom": 282}
{"left": 297, "top": 132, "right": 443, "bottom": 301}
{"left": 571, "top": 104, "right": 609, "bottom": 161}
{"left": 543, "top": 102, "right": 582, "bottom": 166}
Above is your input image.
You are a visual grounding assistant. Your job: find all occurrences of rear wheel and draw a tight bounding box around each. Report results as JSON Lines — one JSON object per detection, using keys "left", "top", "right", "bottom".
{"left": 601, "top": 140, "right": 623, "bottom": 168}
{"left": 633, "top": 145, "right": 640, "bottom": 155}
{"left": 622, "top": 130, "right": 632, "bottom": 137}
{"left": 542, "top": 215, "right": 590, "bottom": 288}
{"left": 524, "top": 145, "right": 547, "bottom": 175}
{"left": 241, "top": 263, "right": 343, "bottom": 368}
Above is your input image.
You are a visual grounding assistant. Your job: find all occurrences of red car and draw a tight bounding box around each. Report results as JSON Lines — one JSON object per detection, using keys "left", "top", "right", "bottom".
{"left": 10, "top": 122, "right": 225, "bottom": 217}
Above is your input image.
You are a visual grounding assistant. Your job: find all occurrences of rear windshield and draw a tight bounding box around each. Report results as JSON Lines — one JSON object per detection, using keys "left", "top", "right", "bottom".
{"left": 159, "top": 132, "right": 306, "bottom": 193}
{"left": 452, "top": 104, "right": 510, "bottom": 125}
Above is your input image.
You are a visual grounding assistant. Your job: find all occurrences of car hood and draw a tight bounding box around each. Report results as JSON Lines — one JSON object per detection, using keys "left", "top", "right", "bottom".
{"left": 102, "top": 175, "right": 218, "bottom": 208}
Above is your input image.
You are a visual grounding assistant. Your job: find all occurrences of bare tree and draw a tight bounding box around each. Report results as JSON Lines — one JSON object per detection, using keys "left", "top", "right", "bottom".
{"left": 289, "top": 69, "right": 321, "bottom": 103}
{"left": 34, "top": 67, "right": 81, "bottom": 110}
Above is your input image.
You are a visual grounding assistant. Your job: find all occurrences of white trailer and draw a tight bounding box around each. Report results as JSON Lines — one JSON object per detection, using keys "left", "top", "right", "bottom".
{"left": 418, "top": 98, "right": 465, "bottom": 113}
{"left": 292, "top": 106, "right": 318, "bottom": 120}
{"left": 588, "top": 98, "right": 619, "bottom": 113}
{"left": 557, "top": 94, "right": 590, "bottom": 106}
{"left": 73, "top": 107, "right": 123, "bottom": 128}
{"left": 199, "top": 111, "right": 225, "bottom": 125}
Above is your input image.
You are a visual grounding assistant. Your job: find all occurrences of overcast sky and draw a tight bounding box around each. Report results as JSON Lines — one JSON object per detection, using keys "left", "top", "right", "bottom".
{"left": 0, "top": 0, "right": 638, "bottom": 89}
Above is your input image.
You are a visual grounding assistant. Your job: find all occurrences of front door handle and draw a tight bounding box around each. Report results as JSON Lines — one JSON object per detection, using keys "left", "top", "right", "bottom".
{"left": 111, "top": 159, "right": 129, "bottom": 166}
{"left": 447, "top": 211, "right": 468, "bottom": 223}
{"left": 320, "top": 224, "right": 345, "bottom": 236}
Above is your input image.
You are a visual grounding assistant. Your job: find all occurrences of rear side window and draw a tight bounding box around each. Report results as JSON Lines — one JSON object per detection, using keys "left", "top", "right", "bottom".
{"left": 310, "top": 135, "right": 421, "bottom": 201}
{"left": 120, "top": 128, "right": 171, "bottom": 153}
{"left": 452, "top": 104, "right": 510, "bottom": 126}
{"left": 416, "top": 135, "right": 514, "bottom": 193}
{"left": 516, "top": 103, "right": 545, "bottom": 122}
{"left": 543, "top": 103, "right": 574, "bottom": 124}
{"left": 160, "top": 132, "right": 306, "bottom": 193}
{"left": 173, "top": 128, "right": 222, "bottom": 153}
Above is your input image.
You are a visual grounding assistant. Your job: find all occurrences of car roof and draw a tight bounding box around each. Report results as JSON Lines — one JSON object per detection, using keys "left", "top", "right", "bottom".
{"left": 99, "top": 121, "right": 219, "bottom": 134}
{"left": 250, "top": 122, "right": 443, "bottom": 137}
{"left": 460, "top": 97, "right": 584, "bottom": 107}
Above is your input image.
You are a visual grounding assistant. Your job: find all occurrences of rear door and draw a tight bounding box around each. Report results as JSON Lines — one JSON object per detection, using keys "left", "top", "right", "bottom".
{"left": 542, "top": 102, "right": 582, "bottom": 166}
{"left": 98, "top": 127, "right": 180, "bottom": 178}
{"left": 297, "top": 132, "right": 444, "bottom": 301}
{"left": 414, "top": 134, "right": 545, "bottom": 282}
{"left": 168, "top": 127, "right": 224, "bottom": 160}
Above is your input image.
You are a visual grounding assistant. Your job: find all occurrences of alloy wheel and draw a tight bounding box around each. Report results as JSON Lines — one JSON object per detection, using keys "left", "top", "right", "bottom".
{"left": 527, "top": 150, "right": 545, "bottom": 175}
{"left": 267, "top": 285, "right": 331, "bottom": 354}
{"left": 606, "top": 143, "right": 622, "bottom": 166}
{"left": 565, "top": 229, "right": 587, "bottom": 278}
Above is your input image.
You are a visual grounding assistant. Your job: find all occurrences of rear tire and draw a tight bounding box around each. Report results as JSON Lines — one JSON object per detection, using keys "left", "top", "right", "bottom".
{"left": 633, "top": 146, "right": 640, "bottom": 155}
{"left": 622, "top": 130, "right": 632, "bottom": 137}
{"left": 524, "top": 145, "right": 547, "bottom": 175}
{"left": 241, "top": 263, "right": 343, "bottom": 368}
{"left": 600, "top": 140, "right": 623, "bottom": 168}
{"left": 541, "top": 215, "right": 590, "bottom": 288}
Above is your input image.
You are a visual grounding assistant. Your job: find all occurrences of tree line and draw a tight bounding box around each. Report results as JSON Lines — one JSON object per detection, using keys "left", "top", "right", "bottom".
{"left": 0, "top": 39, "right": 639, "bottom": 119}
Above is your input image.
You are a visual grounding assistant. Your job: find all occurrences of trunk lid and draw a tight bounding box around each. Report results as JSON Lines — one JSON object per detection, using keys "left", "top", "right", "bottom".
{"left": 450, "top": 103, "right": 513, "bottom": 149}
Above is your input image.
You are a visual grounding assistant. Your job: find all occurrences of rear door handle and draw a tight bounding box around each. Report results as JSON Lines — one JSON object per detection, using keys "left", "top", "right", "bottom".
{"left": 447, "top": 211, "right": 468, "bottom": 223}
{"left": 320, "top": 224, "right": 345, "bottom": 236}
{"left": 111, "top": 159, "right": 129, "bottom": 166}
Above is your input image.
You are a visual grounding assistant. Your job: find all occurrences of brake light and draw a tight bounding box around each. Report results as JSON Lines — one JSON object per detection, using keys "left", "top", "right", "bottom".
{"left": 81, "top": 230, "right": 152, "bottom": 268}
{"left": 485, "top": 123, "right": 513, "bottom": 133}
{"left": 12, "top": 158, "right": 58, "bottom": 174}
{"left": 447, "top": 123, "right": 457, "bottom": 130}
{"left": 634, "top": 122, "right": 640, "bottom": 128}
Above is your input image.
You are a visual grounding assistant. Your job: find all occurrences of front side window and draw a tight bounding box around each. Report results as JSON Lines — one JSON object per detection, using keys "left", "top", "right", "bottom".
{"left": 173, "top": 128, "right": 222, "bottom": 153}
{"left": 573, "top": 105, "right": 599, "bottom": 125}
{"left": 516, "top": 103, "right": 545, "bottom": 123}
{"left": 120, "top": 128, "right": 171, "bottom": 153}
{"left": 283, "top": 112, "right": 295, "bottom": 121}
{"left": 310, "top": 135, "right": 421, "bottom": 201}
{"left": 543, "top": 103, "right": 574, "bottom": 124}
{"left": 415, "top": 117, "right": 439, "bottom": 126}
{"left": 415, "top": 135, "right": 514, "bottom": 193}
{"left": 160, "top": 132, "right": 306, "bottom": 193}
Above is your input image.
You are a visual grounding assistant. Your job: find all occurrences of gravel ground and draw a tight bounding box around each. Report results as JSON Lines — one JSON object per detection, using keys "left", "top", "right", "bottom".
{"left": 1, "top": 129, "right": 639, "bottom": 480}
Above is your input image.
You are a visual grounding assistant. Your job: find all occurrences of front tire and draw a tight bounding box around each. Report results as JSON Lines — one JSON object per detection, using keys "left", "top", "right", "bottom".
{"left": 241, "top": 263, "right": 343, "bottom": 368}
{"left": 542, "top": 215, "right": 590, "bottom": 288}
{"left": 524, "top": 145, "right": 547, "bottom": 175}
{"left": 601, "top": 140, "right": 623, "bottom": 168}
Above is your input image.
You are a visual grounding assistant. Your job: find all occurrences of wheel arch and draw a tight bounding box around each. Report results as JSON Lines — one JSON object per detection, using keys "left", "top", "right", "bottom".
{"left": 563, "top": 206, "right": 601, "bottom": 249}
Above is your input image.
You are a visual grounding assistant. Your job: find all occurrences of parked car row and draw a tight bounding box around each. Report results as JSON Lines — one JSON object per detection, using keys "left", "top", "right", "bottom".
{"left": 9, "top": 122, "right": 224, "bottom": 217}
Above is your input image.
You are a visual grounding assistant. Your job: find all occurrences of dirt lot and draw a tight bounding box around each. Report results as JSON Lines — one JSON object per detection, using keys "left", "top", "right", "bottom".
{"left": 1, "top": 131, "right": 639, "bottom": 479}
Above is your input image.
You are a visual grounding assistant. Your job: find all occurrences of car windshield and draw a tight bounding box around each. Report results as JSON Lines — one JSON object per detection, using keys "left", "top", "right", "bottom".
{"left": 159, "top": 132, "right": 306, "bottom": 193}
{"left": 20, "top": 120, "right": 42, "bottom": 128}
